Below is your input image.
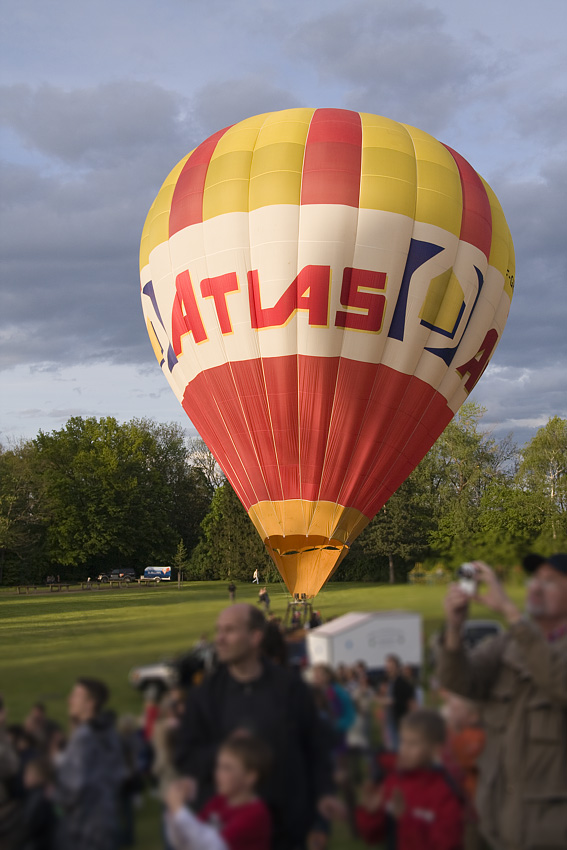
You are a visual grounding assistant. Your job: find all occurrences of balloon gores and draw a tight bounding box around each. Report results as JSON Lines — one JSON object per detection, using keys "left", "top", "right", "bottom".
{"left": 140, "top": 108, "right": 515, "bottom": 597}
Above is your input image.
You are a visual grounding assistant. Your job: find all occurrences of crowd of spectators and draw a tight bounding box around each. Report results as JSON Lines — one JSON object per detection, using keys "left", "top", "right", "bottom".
{"left": 1, "top": 554, "right": 566, "bottom": 850}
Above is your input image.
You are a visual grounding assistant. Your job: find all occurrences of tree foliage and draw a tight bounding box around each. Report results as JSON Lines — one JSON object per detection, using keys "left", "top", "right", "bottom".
{"left": 189, "top": 482, "right": 272, "bottom": 581}
{"left": 0, "top": 417, "right": 212, "bottom": 583}
{"left": 1, "top": 412, "right": 565, "bottom": 586}
{"left": 517, "top": 416, "right": 567, "bottom": 548}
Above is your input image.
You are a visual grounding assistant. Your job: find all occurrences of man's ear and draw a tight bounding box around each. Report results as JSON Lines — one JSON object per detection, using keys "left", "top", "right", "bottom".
{"left": 251, "top": 629, "right": 264, "bottom": 650}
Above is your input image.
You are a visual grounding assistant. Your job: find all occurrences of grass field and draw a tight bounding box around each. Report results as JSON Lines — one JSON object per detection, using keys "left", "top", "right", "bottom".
{"left": 0, "top": 580, "right": 523, "bottom": 849}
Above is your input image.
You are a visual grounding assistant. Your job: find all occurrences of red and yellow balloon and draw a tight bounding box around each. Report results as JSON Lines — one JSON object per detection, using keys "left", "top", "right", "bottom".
{"left": 140, "top": 108, "right": 515, "bottom": 597}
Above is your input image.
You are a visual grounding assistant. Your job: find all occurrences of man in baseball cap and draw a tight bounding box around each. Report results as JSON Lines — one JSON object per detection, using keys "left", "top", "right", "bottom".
{"left": 523, "top": 552, "right": 567, "bottom": 576}
{"left": 437, "top": 554, "right": 567, "bottom": 850}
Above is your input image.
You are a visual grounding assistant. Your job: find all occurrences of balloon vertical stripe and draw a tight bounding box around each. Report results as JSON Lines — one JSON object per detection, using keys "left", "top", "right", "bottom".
{"left": 300, "top": 108, "right": 363, "bottom": 207}
{"left": 169, "top": 125, "right": 233, "bottom": 234}
{"left": 443, "top": 144, "right": 492, "bottom": 258}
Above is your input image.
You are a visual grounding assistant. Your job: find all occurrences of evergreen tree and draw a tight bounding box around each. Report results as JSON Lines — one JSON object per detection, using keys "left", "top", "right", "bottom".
{"left": 190, "top": 482, "right": 272, "bottom": 580}
{"left": 356, "top": 471, "right": 434, "bottom": 583}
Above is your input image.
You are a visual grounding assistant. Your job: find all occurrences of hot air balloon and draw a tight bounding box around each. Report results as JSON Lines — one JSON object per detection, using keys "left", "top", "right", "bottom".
{"left": 139, "top": 108, "right": 515, "bottom": 597}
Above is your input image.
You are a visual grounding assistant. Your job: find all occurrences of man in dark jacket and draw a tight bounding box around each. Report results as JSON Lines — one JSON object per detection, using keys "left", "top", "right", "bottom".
{"left": 384, "top": 654, "right": 415, "bottom": 751}
{"left": 54, "top": 678, "right": 125, "bottom": 850}
{"left": 176, "top": 604, "right": 343, "bottom": 850}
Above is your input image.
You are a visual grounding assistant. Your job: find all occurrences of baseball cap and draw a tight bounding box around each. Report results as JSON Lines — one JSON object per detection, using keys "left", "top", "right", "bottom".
{"left": 523, "top": 553, "right": 567, "bottom": 576}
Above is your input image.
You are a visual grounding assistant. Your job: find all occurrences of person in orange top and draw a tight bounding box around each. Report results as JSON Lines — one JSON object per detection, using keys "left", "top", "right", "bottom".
{"left": 443, "top": 693, "right": 485, "bottom": 802}
{"left": 442, "top": 693, "right": 486, "bottom": 849}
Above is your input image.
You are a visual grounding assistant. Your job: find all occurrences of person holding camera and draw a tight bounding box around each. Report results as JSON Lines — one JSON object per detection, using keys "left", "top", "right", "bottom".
{"left": 438, "top": 555, "right": 567, "bottom": 850}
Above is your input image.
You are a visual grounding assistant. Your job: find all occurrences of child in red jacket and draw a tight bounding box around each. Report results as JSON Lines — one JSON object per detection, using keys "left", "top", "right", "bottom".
{"left": 356, "top": 708, "right": 464, "bottom": 850}
{"left": 165, "top": 736, "right": 272, "bottom": 850}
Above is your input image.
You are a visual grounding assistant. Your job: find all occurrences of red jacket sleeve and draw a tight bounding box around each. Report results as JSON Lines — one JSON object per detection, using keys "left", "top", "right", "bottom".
{"left": 355, "top": 806, "right": 386, "bottom": 845}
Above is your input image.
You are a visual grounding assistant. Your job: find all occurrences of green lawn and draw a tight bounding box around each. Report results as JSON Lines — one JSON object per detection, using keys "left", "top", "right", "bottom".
{"left": 0, "top": 580, "right": 523, "bottom": 849}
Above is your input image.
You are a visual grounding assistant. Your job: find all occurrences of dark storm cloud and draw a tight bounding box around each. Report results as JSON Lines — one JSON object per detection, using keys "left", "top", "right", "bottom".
{"left": 493, "top": 157, "right": 567, "bottom": 369}
{"left": 514, "top": 92, "right": 567, "bottom": 150}
{"left": 287, "top": 0, "right": 492, "bottom": 133}
{"left": 0, "top": 75, "right": 298, "bottom": 372}
{"left": 0, "top": 80, "right": 194, "bottom": 370}
{"left": 0, "top": 81, "right": 190, "bottom": 166}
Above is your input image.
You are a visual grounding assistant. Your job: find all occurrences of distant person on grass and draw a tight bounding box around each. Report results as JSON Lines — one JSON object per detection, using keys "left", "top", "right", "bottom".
{"left": 258, "top": 587, "right": 271, "bottom": 613}
{"left": 228, "top": 582, "right": 236, "bottom": 604}
{"left": 54, "top": 678, "right": 125, "bottom": 850}
{"left": 438, "top": 555, "right": 567, "bottom": 850}
{"left": 176, "top": 604, "right": 344, "bottom": 850}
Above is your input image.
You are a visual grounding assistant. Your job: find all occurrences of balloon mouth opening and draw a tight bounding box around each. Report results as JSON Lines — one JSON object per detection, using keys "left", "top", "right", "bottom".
{"left": 275, "top": 545, "right": 342, "bottom": 556}
{"left": 264, "top": 535, "right": 347, "bottom": 558}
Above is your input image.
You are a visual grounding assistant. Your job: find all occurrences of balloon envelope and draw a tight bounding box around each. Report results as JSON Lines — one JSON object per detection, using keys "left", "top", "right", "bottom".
{"left": 140, "top": 108, "right": 515, "bottom": 597}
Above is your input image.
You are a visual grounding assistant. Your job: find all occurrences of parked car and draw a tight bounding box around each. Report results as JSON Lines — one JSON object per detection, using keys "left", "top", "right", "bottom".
{"left": 462, "top": 618, "right": 504, "bottom": 650}
{"left": 139, "top": 566, "right": 171, "bottom": 583}
{"left": 97, "top": 567, "right": 137, "bottom": 583}
{"left": 129, "top": 650, "right": 211, "bottom": 699}
{"left": 428, "top": 618, "right": 504, "bottom": 667}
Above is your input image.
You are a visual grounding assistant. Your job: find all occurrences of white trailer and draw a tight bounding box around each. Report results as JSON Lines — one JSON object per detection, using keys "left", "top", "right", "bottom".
{"left": 306, "top": 611, "right": 423, "bottom": 670}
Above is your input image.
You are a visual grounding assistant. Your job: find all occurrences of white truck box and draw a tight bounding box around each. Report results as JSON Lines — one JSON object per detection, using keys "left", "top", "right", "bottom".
{"left": 306, "top": 610, "right": 422, "bottom": 669}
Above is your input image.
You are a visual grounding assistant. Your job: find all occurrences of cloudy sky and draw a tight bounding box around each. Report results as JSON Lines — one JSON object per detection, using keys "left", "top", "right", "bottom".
{"left": 1, "top": 0, "right": 566, "bottom": 448}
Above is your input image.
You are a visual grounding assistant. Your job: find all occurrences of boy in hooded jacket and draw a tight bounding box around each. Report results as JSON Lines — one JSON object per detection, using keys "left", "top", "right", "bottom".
{"left": 356, "top": 709, "right": 464, "bottom": 850}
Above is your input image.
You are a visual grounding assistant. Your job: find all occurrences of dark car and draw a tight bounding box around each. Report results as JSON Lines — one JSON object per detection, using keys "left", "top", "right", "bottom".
{"left": 97, "top": 567, "right": 137, "bottom": 583}
{"left": 428, "top": 618, "right": 504, "bottom": 668}
{"left": 461, "top": 618, "right": 503, "bottom": 650}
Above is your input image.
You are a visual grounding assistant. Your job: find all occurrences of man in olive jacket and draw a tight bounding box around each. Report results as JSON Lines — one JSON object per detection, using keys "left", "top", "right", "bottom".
{"left": 438, "top": 555, "right": 567, "bottom": 850}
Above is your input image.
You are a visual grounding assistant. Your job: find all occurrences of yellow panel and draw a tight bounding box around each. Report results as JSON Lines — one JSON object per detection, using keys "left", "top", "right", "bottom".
{"left": 203, "top": 179, "right": 251, "bottom": 217}
{"left": 202, "top": 115, "right": 269, "bottom": 219}
{"left": 250, "top": 170, "right": 302, "bottom": 209}
{"left": 139, "top": 152, "right": 192, "bottom": 270}
{"left": 248, "top": 499, "right": 368, "bottom": 543}
{"left": 360, "top": 113, "right": 415, "bottom": 151}
{"left": 249, "top": 143, "right": 306, "bottom": 209}
{"left": 360, "top": 175, "right": 416, "bottom": 216}
{"left": 249, "top": 142, "right": 306, "bottom": 178}
{"left": 419, "top": 270, "right": 465, "bottom": 334}
{"left": 205, "top": 150, "right": 254, "bottom": 188}
{"left": 253, "top": 107, "right": 314, "bottom": 148}
{"left": 249, "top": 111, "right": 314, "bottom": 210}
{"left": 481, "top": 177, "right": 515, "bottom": 299}
{"left": 359, "top": 113, "right": 416, "bottom": 216}
{"left": 210, "top": 113, "right": 270, "bottom": 157}
{"left": 403, "top": 125, "right": 462, "bottom": 236}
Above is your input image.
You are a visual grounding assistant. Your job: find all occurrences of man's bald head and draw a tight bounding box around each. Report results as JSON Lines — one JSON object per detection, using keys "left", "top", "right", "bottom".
{"left": 216, "top": 604, "right": 266, "bottom": 666}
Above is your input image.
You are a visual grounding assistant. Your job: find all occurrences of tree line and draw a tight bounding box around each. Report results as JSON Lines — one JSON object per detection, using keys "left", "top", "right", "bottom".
{"left": 1, "top": 407, "right": 565, "bottom": 586}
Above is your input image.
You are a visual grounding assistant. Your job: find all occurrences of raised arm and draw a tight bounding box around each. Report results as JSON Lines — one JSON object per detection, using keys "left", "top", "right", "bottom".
{"left": 437, "top": 578, "right": 506, "bottom": 701}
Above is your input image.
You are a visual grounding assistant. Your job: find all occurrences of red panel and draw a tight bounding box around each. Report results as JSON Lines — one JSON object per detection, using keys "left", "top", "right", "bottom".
{"left": 181, "top": 355, "right": 453, "bottom": 521}
{"left": 169, "top": 126, "right": 232, "bottom": 236}
{"left": 443, "top": 145, "right": 492, "bottom": 260}
{"left": 301, "top": 109, "right": 362, "bottom": 208}
{"left": 298, "top": 356, "right": 338, "bottom": 502}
